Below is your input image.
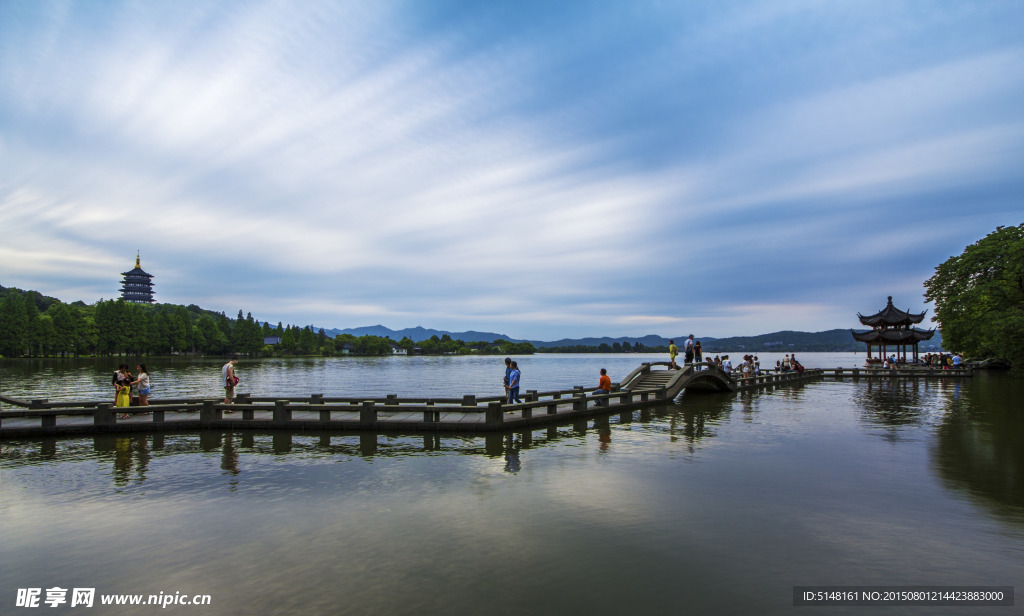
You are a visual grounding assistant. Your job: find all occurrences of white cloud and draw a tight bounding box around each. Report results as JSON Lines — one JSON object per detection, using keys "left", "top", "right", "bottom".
{"left": 2, "top": 1, "right": 1022, "bottom": 338}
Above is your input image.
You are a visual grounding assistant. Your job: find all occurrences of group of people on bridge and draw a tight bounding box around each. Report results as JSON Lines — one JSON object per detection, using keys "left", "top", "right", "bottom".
{"left": 668, "top": 335, "right": 703, "bottom": 370}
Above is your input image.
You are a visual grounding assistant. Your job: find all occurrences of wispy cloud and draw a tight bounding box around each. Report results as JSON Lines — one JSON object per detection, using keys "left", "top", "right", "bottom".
{"left": 1, "top": 0, "right": 1022, "bottom": 338}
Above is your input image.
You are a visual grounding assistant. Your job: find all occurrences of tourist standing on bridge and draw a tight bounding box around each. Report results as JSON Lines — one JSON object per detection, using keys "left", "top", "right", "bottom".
{"left": 668, "top": 340, "right": 679, "bottom": 369}
{"left": 115, "top": 365, "right": 132, "bottom": 418}
{"left": 684, "top": 334, "right": 695, "bottom": 364}
{"left": 112, "top": 364, "right": 129, "bottom": 404}
{"left": 502, "top": 357, "right": 512, "bottom": 398}
{"left": 693, "top": 340, "right": 703, "bottom": 370}
{"left": 223, "top": 357, "right": 239, "bottom": 406}
{"left": 721, "top": 355, "right": 732, "bottom": 375}
{"left": 130, "top": 364, "right": 151, "bottom": 410}
{"left": 508, "top": 361, "right": 522, "bottom": 404}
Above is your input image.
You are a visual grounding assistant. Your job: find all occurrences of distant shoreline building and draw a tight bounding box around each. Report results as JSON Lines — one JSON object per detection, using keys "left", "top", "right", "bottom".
{"left": 851, "top": 296, "right": 934, "bottom": 362}
{"left": 120, "top": 254, "right": 155, "bottom": 303}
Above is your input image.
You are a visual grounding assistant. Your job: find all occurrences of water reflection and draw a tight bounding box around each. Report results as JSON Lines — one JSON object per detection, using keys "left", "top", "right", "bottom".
{"left": 932, "top": 373, "right": 1024, "bottom": 524}
{"left": 112, "top": 436, "right": 151, "bottom": 486}
{"left": 0, "top": 401, "right": 731, "bottom": 482}
{"left": 855, "top": 379, "right": 926, "bottom": 430}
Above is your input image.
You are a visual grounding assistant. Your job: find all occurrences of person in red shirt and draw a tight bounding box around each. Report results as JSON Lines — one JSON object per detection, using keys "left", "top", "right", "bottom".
{"left": 593, "top": 368, "right": 612, "bottom": 405}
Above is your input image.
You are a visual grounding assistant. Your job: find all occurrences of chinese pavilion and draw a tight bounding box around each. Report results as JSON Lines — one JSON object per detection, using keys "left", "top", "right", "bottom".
{"left": 851, "top": 296, "right": 934, "bottom": 363}
{"left": 120, "top": 254, "right": 155, "bottom": 303}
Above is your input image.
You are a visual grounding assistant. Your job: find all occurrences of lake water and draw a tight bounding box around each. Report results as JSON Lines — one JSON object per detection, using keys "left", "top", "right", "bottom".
{"left": 1, "top": 354, "right": 1021, "bottom": 615}
{"left": 1, "top": 351, "right": 871, "bottom": 404}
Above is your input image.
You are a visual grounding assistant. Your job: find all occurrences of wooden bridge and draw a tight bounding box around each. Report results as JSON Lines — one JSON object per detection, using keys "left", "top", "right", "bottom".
{"left": 0, "top": 362, "right": 970, "bottom": 438}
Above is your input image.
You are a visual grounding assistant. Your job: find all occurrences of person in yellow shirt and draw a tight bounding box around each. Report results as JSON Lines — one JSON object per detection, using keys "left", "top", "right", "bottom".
{"left": 669, "top": 340, "right": 679, "bottom": 369}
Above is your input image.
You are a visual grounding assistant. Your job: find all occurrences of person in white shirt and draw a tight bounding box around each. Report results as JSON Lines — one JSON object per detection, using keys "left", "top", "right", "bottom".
{"left": 222, "top": 357, "right": 239, "bottom": 405}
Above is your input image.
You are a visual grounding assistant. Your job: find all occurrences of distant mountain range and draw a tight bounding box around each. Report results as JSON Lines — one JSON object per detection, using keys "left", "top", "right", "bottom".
{"left": 323, "top": 325, "right": 944, "bottom": 352}
{"left": 323, "top": 325, "right": 516, "bottom": 343}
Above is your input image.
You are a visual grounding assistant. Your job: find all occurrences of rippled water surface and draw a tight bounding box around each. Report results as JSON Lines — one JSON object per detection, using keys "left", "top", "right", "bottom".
{"left": 1, "top": 356, "right": 1021, "bottom": 615}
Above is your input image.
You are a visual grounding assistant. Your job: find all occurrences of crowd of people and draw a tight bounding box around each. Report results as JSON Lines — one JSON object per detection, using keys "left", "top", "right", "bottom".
{"left": 667, "top": 342, "right": 811, "bottom": 381}
{"left": 885, "top": 352, "right": 964, "bottom": 370}
{"left": 112, "top": 363, "right": 150, "bottom": 419}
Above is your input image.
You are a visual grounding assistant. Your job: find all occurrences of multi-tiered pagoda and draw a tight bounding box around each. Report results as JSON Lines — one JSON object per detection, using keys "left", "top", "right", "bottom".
{"left": 120, "top": 254, "right": 155, "bottom": 303}
{"left": 851, "top": 296, "right": 934, "bottom": 363}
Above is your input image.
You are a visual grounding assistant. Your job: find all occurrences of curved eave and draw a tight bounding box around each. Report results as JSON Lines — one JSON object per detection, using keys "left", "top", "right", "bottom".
{"left": 851, "top": 328, "right": 935, "bottom": 343}
{"left": 856, "top": 297, "right": 927, "bottom": 326}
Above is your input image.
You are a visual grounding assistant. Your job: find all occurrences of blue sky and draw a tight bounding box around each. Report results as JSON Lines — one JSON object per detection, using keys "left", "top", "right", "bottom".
{"left": 1, "top": 0, "right": 1022, "bottom": 340}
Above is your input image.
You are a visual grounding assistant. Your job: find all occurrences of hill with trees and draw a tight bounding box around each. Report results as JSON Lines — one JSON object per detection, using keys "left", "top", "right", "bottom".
{"left": 925, "top": 223, "right": 1022, "bottom": 369}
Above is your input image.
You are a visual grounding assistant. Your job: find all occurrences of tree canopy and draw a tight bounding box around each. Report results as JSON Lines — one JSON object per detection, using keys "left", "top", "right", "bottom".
{"left": 924, "top": 224, "right": 1024, "bottom": 368}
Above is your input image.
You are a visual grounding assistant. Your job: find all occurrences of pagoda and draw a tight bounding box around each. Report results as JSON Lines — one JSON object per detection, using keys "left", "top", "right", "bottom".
{"left": 120, "top": 253, "right": 155, "bottom": 303}
{"left": 851, "top": 296, "right": 934, "bottom": 363}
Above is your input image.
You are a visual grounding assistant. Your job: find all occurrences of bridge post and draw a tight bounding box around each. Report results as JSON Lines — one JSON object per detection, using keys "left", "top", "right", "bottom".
{"left": 153, "top": 409, "right": 165, "bottom": 423}
{"left": 360, "top": 401, "right": 377, "bottom": 427}
{"left": 201, "top": 400, "right": 221, "bottom": 422}
{"left": 526, "top": 390, "right": 538, "bottom": 402}
{"left": 572, "top": 393, "right": 587, "bottom": 411}
{"left": 30, "top": 399, "right": 48, "bottom": 409}
{"left": 273, "top": 400, "right": 291, "bottom": 425}
{"left": 236, "top": 393, "right": 251, "bottom": 404}
{"left": 462, "top": 395, "right": 477, "bottom": 407}
{"left": 42, "top": 414, "right": 56, "bottom": 429}
{"left": 386, "top": 394, "right": 398, "bottom": 406}
{"left": 311, "top": 394, "right": 324, "bottom": 404}
{"left": 94, "top": 403, "right": 114, "bottom": 426}
{"left": 486, "top": 401, "right": 504, "bottom": 425}
{"left": 319, "top": 408, "right": 332, "bottom": 422}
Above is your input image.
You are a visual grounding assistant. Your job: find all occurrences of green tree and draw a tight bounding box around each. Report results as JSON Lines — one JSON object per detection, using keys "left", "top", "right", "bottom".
{"left": 298, "top": 326, "right": 316, "bottom": 354}
{"left": 924, "top": 224, "right": 1024, "bottom": 368}
{"left": 75, "top": 312, "right": 99, "bottom": 356}
{"left": 34, "top": 314, "right": 57, "bottom": 355}
{"left": 148, "top": 311, "right": 171, "bottom": 354}
{"left": 245, "top": 313, "right": 264, "bottom": 355}
{"left": 280, "top": 326, "right": 298, "bottom": 353}
{"left": 0, "top": 291, "right": 29, "bottom": 356}
{"left": 174, "top": 306, "right": 195, "bottom": 352}
{"left": 47, "top": 303, "right": 74, "bottom": 356}
{"left": 197, "top": 315, "right": 229, "bottom": 354}
{"left": 24, "top": 294, "right": 41, "bottom": 356}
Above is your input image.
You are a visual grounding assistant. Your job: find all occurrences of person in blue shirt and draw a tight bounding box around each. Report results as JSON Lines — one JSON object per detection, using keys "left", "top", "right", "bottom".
{"left": 508, "top": 361, "right": 522, "bottom": 404}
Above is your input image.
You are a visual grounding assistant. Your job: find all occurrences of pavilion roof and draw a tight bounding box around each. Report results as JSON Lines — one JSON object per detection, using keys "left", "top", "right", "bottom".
{"left": 850, "top": 328, "right": 935, "bottom": 344}
{"left": 857, "top": 296, "right": 926, "bottom": 327}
